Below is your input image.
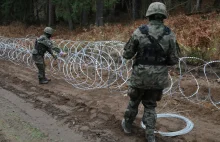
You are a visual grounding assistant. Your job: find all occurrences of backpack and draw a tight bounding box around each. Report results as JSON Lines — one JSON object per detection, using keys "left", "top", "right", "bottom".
{"left": 34, "top": 38, "right": 44, "bottom": 55}
{"left": 134, "top": 25, "right": 171, "bottom": 66}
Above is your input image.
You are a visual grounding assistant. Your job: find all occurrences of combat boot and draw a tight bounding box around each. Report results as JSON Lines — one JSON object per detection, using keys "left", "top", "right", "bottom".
{"left": 146, "top": 134, "right": 156, "bottom": 142}
{"left": 45, "top": 77, "right": 51, "bottom": 81}
{"left": 121, "top": 119, "right": 132, "bottom": 134}
{"left": 39, "top": 79, "right": 49, "bottom": 84}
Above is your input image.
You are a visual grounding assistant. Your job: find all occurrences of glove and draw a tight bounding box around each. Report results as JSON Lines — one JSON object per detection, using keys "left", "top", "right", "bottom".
{"left": 59, "top": 51, "right": 67, "bottom": 57}
{"left": 52, "top": 47, "right": 61, "bottom": 54}
{"left": 52, "top": 54, "right": 57, "bottom": 60}
{"left": 123, "top": 59, "right": 129, "bottom": 66}
{"left": 122, "top": 59, "right": 127, "bottom": 65}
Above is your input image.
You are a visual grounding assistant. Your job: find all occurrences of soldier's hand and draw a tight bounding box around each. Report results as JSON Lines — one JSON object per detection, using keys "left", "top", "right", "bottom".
{"left": 53, "top": 55, "right": 57, "bottom": 60}
{"left": 123, "top": 59, "right": 130, "bottom": 66}
{"left": 123, "top": 59, "right": 127, "bottom": 65}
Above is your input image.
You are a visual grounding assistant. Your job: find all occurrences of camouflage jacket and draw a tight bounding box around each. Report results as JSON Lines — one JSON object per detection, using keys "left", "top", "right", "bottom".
{"left": 32, "top": 34, "right": 60, "bottom": 63}
{"left": 32, "top": 34, "right": 60, "bottom": 56}
{"left": 123, "top": 20, "right": 179, "bottom": 89}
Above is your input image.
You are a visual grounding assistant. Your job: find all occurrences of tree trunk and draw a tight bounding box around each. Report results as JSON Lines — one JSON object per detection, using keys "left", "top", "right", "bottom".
{"left": 68, "top": 5, "right": 74, "bottom": 30}
{"left": 185, "top": 0, "right": 193, "bottom": 14}
{"left": 132, "top": 0, "right": 142, "bottom": 20}
{"left": 30, "top": 0, "right": 37, "bottom": 24}
{"left": 34, "top": 0, "right": 40, "bottom": 24}
{"left": 96, "top": 0, "right": 104, "bottom": 27}
{"left": 132, "top": 0, "right": 136, "bottom": 20}
{"left": 141, "top": 0, "right": 147, "bottom": 18}
{"left": 68, "top": 19, "right": 74, "bottom": 30}
{"left": 214, "top": 0, "right": 220, "bottom": 9}
{"left": 82, "top": 8, "right": 89, "bottom": 26}
{"left": 45, "top": 0, "right": 49, "bottom": 25}
{"left": 48, "top": 0, "right": 55, "bottom": 26}
{"left": 106, "top": 5, "right": 115, "bottom": 23}
{"left": 140, "top": 0, "right": 153, "bottom": 18}
{"left": 196, "top": 0, "right": 202, "bottom": 12}
{"left": 165, "top": 0, "right": 172, "bottom": 10}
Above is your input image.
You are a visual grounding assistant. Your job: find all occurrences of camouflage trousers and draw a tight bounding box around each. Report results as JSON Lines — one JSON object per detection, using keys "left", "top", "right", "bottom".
{"left": 35, "top": 62, "right": 46, "bottom": 80}
{"left": 123, "top": 87, "right": 163, "bottom": 135}
{"left": 32, "top": 55, "right": 46, "bottom": 80}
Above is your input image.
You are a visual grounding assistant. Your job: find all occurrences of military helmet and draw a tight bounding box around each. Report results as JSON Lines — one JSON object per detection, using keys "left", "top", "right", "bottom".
{"left": 146, "top": 2, "right": 168, "bottom": 18}
{"left": 44, "top": 27, "right": 54, "bottom": 35}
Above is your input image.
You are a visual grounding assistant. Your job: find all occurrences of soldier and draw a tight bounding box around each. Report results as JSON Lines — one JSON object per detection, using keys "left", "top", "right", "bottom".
{"left": 32, "top": 27, "right": 59, "bottom": 84}
{"left": 121, "top": 2, "right": 179, "bottom": 142}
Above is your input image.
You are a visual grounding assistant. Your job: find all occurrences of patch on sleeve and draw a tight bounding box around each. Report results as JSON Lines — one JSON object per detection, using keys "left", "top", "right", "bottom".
{"left": 139, "top": 25, "right": 149, "bottom": 34}
{"left": 164, "top": 26, "right": 171, "bottom": 35}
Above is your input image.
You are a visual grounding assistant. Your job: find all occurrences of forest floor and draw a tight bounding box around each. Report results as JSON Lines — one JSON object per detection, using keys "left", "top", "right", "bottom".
{"left": 0, "top": 59, "right": 220, "bottom": 142}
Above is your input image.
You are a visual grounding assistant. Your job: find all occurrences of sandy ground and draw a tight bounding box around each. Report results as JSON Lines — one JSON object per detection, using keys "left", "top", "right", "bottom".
{"left": 0, "top": 59, "right": 220, "bottom": 142}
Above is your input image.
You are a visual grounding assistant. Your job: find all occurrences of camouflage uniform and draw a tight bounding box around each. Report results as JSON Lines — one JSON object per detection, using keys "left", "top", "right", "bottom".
{"left": 122, "top": 2, "right": 179, "bottom": 142}
{"left": 32, "top": 27, "right": 59, "bottom": 84}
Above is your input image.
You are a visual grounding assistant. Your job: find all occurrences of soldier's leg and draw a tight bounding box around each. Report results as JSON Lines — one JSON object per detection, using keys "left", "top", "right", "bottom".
{"left": 35, "top": 63, "right": 48, "bottom": 84}
{"left": 35, "top": 63, "right": 44, "bottom": 79}
{"left": 122, "top": 87, "right": 143, "bottom": 133}
{"left": 32, "top": 55, "right": 48, "bottom": 84}
{"left": 142, "top": 89, "right": 163, "bottom": 142}
{"left": 43, "top": 60, "right": 51, "bottom": 81}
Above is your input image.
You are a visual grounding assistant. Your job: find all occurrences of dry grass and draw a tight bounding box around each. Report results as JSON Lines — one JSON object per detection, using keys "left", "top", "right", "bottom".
{"left": 0, "top": 12, "right": 220, "bottom": 60}
{"left": 167, "top": 13, "right": 220, "bottom": 60}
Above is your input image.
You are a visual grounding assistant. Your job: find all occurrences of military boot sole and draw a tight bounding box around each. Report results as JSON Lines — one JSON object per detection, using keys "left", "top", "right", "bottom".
{"left": 39, "top": 81, "right": 49, "bottom": 84}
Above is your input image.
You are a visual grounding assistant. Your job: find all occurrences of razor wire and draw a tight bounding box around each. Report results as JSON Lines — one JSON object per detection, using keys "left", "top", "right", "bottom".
{"left": 0, "top": 36, "right": 219, "bottom": 109}
{"left": 141, "top": 113, "right": 194, "bottom": 137}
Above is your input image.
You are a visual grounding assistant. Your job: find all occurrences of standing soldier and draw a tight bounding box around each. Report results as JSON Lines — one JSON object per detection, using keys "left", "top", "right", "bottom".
{"left": 121, "top": 2, "right": 179, "bottom": 142}
{"left": 32, "top": 27, "right": 59, "bottom": 84}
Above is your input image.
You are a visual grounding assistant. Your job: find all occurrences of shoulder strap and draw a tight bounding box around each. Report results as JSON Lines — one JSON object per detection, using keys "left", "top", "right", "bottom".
{"left": 139, "top": 25, "right": 171, "bottom": 42}
{"left": 139, "top": 25, "right": 169, "bottom": 57}
{"left": 139, "top": 25, "right": 149, "bottom": 34}
{"left": 158, "top": 26, "right": 171, "bottom": 41}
